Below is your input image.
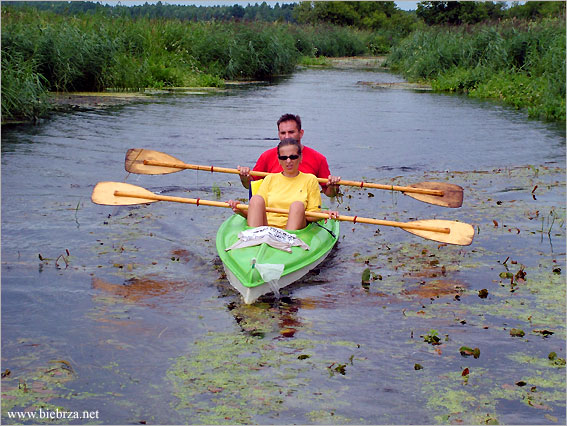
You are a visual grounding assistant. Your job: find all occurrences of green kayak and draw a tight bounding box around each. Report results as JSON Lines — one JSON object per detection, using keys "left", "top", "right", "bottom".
{"left": 216, "top": 214, "right": 339, "bottom": 304}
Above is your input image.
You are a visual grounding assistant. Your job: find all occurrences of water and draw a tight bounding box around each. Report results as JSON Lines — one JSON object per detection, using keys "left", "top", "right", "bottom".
{"left": 2, "top": 66, "right": 565, "bottom": 425}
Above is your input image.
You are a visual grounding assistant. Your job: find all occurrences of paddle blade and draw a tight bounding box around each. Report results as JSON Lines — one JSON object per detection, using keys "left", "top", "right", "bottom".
{"left": 403, "top": 219, "right": 474, "bottom": 246}
{"left": 91, "top": 182, "right": 159, "bottom": 206}
{"left": 405, "top": 182, "right": 463, "bottom": 208}
{"left": 125, "top": 148, "right": 185, "bottom": 175}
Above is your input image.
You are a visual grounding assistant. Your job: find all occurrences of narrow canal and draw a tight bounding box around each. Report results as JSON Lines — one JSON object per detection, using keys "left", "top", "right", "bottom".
{"left": 2, "top": 65, "right": 565, "bottom": 424}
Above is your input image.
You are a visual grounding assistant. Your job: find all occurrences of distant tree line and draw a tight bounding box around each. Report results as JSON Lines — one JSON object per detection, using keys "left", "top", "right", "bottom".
{"left": 4, "top": 1, "right": 564, "bottom": 28}
{"left": 2, "top": 1, "right": 296, "bottom": 22}
{"left": 416, "top": 1, "right": 565, "bottom": 25}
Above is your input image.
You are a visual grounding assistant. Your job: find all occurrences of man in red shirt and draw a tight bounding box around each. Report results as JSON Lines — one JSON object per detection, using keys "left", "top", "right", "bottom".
{"left": 238, "top": 114, "right": 341, "bottom": 197}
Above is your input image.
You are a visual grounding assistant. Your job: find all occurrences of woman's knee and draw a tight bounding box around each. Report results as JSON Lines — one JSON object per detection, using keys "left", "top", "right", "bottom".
{"left": 289, "top": 201, "right": 305, "bottom": 214}
{"left": 286, "top": 201, "right": 306, "bottom": 230}
{"left": 249, "top": 195, "right": 266, "bottom": 208}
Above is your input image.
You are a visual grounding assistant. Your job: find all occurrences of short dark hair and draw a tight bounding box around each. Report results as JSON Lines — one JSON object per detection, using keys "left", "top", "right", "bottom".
{"left": 277, "top": 138, "right": 302, "bottom": 156}
{"left": 277, "top": 114, "right": 301, "bottom": 131}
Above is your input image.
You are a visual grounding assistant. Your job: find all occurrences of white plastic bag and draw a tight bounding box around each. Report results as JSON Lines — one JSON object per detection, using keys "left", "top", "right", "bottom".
{"left": 254, "top": 261, "right": 284, "bottom": 299}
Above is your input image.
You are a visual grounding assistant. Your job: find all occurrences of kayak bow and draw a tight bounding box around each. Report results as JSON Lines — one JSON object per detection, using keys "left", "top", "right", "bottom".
{"left": 216, "top": 215, "right": 339, "bottom": 304}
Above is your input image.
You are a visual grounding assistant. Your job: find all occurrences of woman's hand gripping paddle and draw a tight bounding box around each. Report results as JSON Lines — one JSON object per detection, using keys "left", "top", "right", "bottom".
{"left": 92, "top": 181, "right": 474, "bottom": 246}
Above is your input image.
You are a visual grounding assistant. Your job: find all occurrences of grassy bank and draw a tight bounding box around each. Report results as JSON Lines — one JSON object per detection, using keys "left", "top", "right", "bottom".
{"left": 1, "top": 7, "right": 376, "bottom": 122}
{"left": 386, "top": 18, "right": 566, "bottom": 122}
{"left": 3, "top": 6, "right": 565, "bottom": 124}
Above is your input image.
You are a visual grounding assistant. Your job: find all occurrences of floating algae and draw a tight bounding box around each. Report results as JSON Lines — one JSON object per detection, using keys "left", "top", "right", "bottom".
{"left": 166, "top": 332, "right": 362, "bottom": 424}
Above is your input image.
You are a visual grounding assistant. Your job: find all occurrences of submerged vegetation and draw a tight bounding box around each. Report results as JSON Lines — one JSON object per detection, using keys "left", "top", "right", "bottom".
{"left": 1, "top": 1, "right": 565, "bottom": 123}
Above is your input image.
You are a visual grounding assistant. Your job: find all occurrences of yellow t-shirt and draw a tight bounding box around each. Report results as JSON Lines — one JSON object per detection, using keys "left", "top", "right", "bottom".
{"left": 255, "top": 172, "right": 321, "bottom": 228}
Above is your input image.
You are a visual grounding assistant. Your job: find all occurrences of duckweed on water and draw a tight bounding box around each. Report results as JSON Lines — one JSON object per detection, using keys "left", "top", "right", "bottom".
{"left": 166, "top": 332, "right": 361, "bottom": 424}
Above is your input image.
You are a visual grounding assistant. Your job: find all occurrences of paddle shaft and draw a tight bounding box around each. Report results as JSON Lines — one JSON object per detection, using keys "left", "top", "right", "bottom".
{"left": 142, "top": 159, "right": 444, "bottom": 197}
{"left": 114, "top": 190, "right": 450, "bottom": 234}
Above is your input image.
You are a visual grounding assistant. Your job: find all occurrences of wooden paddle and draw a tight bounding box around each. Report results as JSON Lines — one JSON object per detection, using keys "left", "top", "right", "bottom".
{"left": 124, "top": 149, "right": 464, "bottom": 208}
{"left": 91, "top": 182, "right": 474, "bottom": 246}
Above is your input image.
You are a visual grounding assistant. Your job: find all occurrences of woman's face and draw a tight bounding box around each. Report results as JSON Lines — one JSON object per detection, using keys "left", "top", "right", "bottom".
{"left": 277, "top": 144, "right": 301, "bottom": 175}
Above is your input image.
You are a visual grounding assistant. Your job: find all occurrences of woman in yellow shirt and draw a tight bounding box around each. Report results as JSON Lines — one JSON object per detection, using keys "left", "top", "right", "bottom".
{"left": 227, "top": 138, "right": 338, "bottom": 230}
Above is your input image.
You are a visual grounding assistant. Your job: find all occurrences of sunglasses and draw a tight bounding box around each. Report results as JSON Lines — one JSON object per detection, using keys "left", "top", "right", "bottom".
{"left": 278, "top": 154, "right": 300, "bottom": 161}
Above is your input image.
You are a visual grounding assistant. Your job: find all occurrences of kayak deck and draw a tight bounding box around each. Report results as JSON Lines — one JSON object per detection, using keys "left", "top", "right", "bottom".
{"left": 216, "top": 215, "right": 339, "bottom": 303}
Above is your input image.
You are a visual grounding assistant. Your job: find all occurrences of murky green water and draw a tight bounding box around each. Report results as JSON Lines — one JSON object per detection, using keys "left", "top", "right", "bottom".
{"left": 2, "top": 66, "right": 565, "bottom": 424}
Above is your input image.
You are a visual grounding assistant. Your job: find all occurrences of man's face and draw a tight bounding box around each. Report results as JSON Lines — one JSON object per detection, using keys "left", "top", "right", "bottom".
{"left": 278, "top": 120, "right": 304, "bottom": 143}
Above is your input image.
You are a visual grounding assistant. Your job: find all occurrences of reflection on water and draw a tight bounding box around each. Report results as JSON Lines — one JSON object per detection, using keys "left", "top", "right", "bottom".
{"left": 1, "top": 67, "right": 565, "bottom": 424}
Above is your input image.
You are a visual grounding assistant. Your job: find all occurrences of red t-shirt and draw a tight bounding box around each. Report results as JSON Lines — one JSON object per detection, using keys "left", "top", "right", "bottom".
{"left": 252, "top": 146, "right": 331, "bottom": 189}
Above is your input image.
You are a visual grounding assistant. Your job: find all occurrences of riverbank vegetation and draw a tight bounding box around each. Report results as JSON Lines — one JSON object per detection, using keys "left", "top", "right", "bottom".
{"left": 1, "top": 6, "right": 379, "bottom": 122}
{"left": 386, "top": 18, "right": 566, "bottom": 121}
{"left": 2, "top": 1, "right": 565, "bottom": 123}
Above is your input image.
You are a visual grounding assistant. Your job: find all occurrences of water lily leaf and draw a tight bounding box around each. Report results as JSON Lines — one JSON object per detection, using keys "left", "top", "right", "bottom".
{"left": 461, "top": 367, "right": 469, "bottom": 376}
{"left": 459, "top": 346, "right": 480, "bottom": 358}
{"left": 499, "top": 272, "right": 513, "bottom": 279}
{"left": 510, "top": 328, "right": 525, "bottom": 337}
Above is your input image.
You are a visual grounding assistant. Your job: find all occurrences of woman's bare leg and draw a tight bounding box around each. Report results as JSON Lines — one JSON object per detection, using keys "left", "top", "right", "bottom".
{"left": 247, "top": 195, "right": 268, "bottom": 227}
{"left": 286, "top": 201, "right": 307, "bottom": 230}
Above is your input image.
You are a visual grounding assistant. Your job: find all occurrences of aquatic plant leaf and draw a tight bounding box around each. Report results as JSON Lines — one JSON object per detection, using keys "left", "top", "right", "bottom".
{"left": 459, "top": 346, "right": 480, "bottom": 359}
{"left": 514, "top": 268, "right": 526, "bottom": 281}
{"left": 461, "top": 368, "right": 469, "bottom": 376}
{"left": 361, "top": 268, "right": 371, "bottom": 284}
{"left": 334, "top": 364, "right": 346, "bottom": 375}
{"left": 510, "top": 328, "right": 525, "bottom": 337}
{"left": 423, "top": 331, "right": 441, "bottom": 345}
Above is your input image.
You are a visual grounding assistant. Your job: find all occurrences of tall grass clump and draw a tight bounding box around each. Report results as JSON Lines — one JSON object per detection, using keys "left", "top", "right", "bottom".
{"left": 184, "top": 22, "right": 299, "bottom": 80}
{"left": 292, "top": 24, "right": 370, "bottom": 58}
{"left": 1, "top": 5, "right": 382, "bottom": 122}
{"left": 386, "top": 18, "right": 566, "bottom": 121}
{"left": 1, "top": 51, "right": 50, "bottom": 122}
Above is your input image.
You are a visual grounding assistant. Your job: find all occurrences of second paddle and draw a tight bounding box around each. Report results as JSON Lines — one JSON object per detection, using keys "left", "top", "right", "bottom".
{"left": 124, "top": 148, "right": 464, "bottom": 208}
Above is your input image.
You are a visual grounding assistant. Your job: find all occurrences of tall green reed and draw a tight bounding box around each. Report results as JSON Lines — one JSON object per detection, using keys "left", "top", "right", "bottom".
{"left": 1, "top": 51, "right": 50, "bottom": 121}
{"left": 386, "top": 18, "right": 566, "bottom": 121}
{"left": 1, "top": 5, "right": 379, "bottom": 121}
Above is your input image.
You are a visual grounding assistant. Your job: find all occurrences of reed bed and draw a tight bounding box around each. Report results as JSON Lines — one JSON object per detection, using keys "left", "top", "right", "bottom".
{"left": 3, "top": 6, "right": 564, "bottom": 123}
{"left": 1, "top": 7, "right": 375, "bottom": 121}
{"left": 386, "top": 18, "right": 566, "bottom": 121}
